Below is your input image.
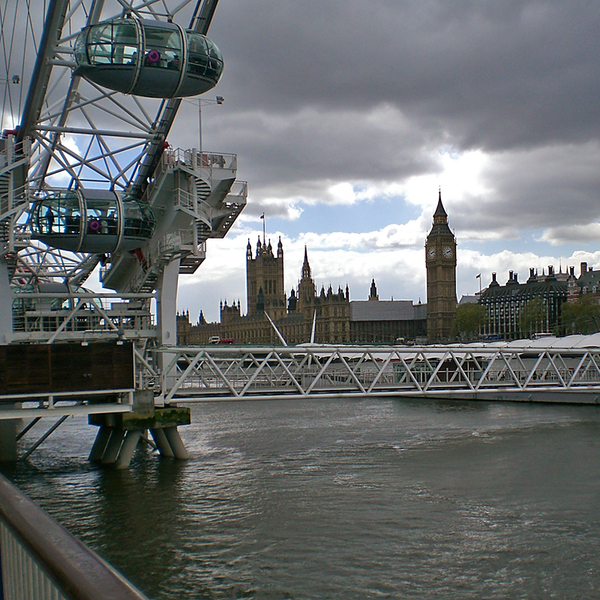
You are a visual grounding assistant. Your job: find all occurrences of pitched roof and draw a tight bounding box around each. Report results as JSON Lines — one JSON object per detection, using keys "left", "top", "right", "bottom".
{"left": 350, "top": 300, "right": 426, "bottom": 321}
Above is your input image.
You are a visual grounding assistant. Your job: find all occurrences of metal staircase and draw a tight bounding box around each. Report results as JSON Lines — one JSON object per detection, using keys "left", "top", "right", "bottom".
{"left": 102, "top": 147, "right": 246, "bottom": 292}
{"left": 210, "top": 181, "right": 248, "bottom": 239}
{"left": 0, "top": 137, "right": 30, "bottom": 223}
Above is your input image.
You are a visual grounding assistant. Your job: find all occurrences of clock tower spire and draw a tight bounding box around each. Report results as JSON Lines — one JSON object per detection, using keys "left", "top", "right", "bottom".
{"left": 425, "top": 188, "right": 457, "bottom": 341}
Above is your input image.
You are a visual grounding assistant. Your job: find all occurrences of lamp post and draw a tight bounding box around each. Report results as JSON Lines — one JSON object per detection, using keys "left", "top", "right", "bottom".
{"left": 197, "top": 95, "right": 224, "bottom": 153}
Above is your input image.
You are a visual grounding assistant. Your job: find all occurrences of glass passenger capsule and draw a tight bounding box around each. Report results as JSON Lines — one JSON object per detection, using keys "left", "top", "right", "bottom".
{"left": 29, "top": 189, "right": 156, "bottom": 253}
{"left": 74, "top": 17, "right": 224, "bottom": 98}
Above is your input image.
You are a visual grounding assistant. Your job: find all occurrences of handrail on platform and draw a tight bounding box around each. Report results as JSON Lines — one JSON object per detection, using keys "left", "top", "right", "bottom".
{"left": 156, "top": 343, "right": 600, "bottom": 403}
{"left": 0, "top": 472, "right": 150, "bottom": 600}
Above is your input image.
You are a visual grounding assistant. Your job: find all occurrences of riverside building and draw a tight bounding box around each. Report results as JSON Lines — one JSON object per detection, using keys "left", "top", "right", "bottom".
{"left": 177, "top": 241, "right": 427, "bottom": 345}
{"left": 479, "top": 267, "right": 569, "bottom": 340}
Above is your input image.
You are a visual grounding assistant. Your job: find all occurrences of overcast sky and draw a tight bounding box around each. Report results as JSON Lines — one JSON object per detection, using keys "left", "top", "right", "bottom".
{"left": 170, "top": 0, "right": 600, "bottom": 321}
{"left": 9, "top": 0, "right": 600, "bottom": 322}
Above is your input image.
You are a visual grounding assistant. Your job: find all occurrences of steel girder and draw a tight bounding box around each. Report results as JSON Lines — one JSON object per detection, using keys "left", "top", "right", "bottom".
{"left": 14, "top": 0, "right": 220, "bottom": 194}
{"left": 155, "top": 345, "right": 600, "bottom": 403}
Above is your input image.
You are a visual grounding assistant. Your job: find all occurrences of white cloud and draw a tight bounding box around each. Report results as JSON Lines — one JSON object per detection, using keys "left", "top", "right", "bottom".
{"left": 541, "top": 223, "right": 600, "bottom": 245}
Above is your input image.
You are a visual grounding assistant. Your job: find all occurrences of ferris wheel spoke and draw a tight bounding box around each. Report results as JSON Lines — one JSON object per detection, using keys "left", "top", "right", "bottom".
{"left": 77, "top": 87, "right": 157, "bottom": 133}
{"left": 2, "top": 0, "right": 247, "bottom": 335}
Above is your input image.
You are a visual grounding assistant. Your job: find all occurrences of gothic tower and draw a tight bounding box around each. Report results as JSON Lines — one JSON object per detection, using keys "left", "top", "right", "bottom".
{"left": 246, "top": 236, "right": 286, "bottom": 319}
{"left": 425, "top": 189, "right": 457, "bottom": 341}
{"left": 297, "top": 246, "right": 317, "bottom": 311}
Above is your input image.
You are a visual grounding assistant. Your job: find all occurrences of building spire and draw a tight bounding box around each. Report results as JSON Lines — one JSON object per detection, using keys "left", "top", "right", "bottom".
{"left": 302, "top": 245, "right": 312, "bottom": 279}
{"left": 434, "top": 187, "right": 448, "bottom": 221}
{"left": 369, "top": 279, "right": 379, "bottom": 301}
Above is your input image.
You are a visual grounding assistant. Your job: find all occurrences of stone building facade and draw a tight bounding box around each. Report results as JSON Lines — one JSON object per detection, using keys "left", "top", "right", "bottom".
{"left": 568, "top": 262, "right": 600, "bottom": 301}
{"left": 246, "top": 237, "right": 286, "bottom": 319}
{"left": 425, "top": 190, "right": 457, "bottom": 341}
{"left": 177, "top": 240, "right": 427, "bottom": 345}
{"left": 479, "top": 267, "right": 568, "bottom": 340}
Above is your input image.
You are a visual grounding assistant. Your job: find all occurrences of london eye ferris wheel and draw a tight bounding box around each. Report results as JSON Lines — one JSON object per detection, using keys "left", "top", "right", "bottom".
{"left": 0, "top": 0, "right": 246, "bottom": 351}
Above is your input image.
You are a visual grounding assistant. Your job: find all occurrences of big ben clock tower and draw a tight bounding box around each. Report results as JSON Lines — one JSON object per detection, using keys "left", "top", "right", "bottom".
{"left": 425, "top": 189, "right": 457, "bottom": 341}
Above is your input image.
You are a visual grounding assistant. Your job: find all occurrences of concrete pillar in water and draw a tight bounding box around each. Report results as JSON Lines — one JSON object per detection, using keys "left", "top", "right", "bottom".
{"left": 101, "top": 429, "right": 125, "bottom": 465}
{"left": 89, "top": 403, "right": 191, "bottom": 466}
{"left": 89, "top": 426, "right": 111, "bottom": 462}
{"left": 115, "top": 430, "right": 142, "bottom": 469}
{"left": 163, "top": 426, "right": 189, "bottom": 460}
{"left": 150, "top": 428, "right": 174, "bottom": 458}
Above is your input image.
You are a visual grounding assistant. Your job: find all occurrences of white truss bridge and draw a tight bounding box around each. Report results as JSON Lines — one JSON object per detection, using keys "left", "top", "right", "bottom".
{"left": 160, "top": 338, "right": 600, "bottom": 405}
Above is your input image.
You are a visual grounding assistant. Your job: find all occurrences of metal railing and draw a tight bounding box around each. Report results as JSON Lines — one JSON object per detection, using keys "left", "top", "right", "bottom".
{"left": 157, "top": 343, "right": 600, "bottom": 403}
{"left": 0, "top": 472, "right": 150, "bottom": 600}
{"left": 12, "top": 292, "right": 156, "bottom": 341}
{"left": 173, "top": 188, "right": 212, "bottom": 224}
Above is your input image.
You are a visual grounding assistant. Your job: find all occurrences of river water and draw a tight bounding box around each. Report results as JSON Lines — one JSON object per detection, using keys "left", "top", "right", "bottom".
{"left": 5, "top": 397, "right": 600, "bottom": 599}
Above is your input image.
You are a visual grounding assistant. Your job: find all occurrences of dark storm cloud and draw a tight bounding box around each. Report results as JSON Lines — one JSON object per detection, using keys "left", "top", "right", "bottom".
{"left": 451, "top": 143, "right": 600, "bottom": 236}
{"left": 193, "top": 105, "right": 441, "bottom": 194}
{"left": 211, "top": 0, "right": 600, "bottom": 151}
{"left": 175, "top": 0, "right": 600, "bottom": 244}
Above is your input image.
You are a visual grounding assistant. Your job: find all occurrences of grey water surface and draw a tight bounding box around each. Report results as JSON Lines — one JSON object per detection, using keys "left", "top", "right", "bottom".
{"left": 7, "top": 397, "right": 600, "bottom": 599}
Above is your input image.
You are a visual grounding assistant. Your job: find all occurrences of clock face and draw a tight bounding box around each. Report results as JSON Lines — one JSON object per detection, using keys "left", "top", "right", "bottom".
{"left": 443, "top": 246, "right": 454, "bottom": 258}
{"left": 427, "top": 247, "right": 436, "bottom": 259}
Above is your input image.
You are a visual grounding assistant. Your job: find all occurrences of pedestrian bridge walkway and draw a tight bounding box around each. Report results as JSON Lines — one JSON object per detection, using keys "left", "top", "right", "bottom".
{"left": 160, "top": 336, "right": 600, "bottom": 405}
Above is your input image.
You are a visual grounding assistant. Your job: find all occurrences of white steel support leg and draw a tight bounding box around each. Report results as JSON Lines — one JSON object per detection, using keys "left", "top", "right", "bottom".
{"left": 115, "top": 430, "right": 142, "bottom": 470}
{"left": 157, "top": 260, "right": 180, "bottom": 399}
{"left": 163, "top": 426, "right": 189, "bottom": 460}
{"left": 157, "top": 260, "right": 179, "bottom": 346}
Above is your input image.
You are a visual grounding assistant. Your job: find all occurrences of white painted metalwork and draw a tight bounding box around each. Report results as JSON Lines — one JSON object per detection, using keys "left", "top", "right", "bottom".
{"left": 0, "top": 392, "right": 134, "bottom": 420}
{"left": 156, "top": 343, "right": 600, "bottom": 403}
{"left": 11, "top": 291, "right": 156, "bottom": 342}
{"left": 2, "top": 0, "right": 246, "bottom": 353}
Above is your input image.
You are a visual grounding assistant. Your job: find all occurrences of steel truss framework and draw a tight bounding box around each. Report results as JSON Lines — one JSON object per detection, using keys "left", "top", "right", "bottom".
{"left": 10, "top": 0, "right": 219, "bottom": 194}
{"left": 0, "top": 0, "right": 245, "bottom": 464}
{"left": 1, "top": 0, "right": 244, "bottom": 352}
{"left": 3, "top": 0, "right": 223, "bottom": 272}
{"left": 159, "top": 344, "right": 600, "bottom": 403}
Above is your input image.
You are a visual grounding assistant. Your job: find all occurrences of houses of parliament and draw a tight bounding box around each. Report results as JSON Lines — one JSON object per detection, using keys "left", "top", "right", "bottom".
{"left": 177, "top": 193, "right": 457, "bottom": 345}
